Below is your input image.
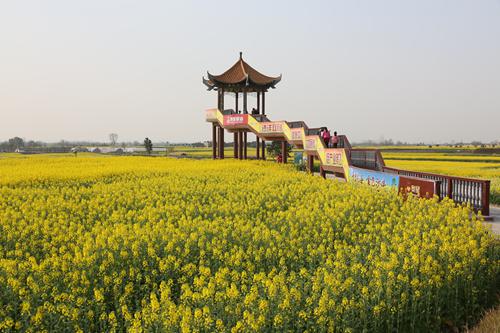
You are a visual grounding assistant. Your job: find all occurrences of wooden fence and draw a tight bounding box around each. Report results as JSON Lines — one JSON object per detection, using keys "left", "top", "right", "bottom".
{"left": 383, "top": 166, "right": 490, "bottom": 216}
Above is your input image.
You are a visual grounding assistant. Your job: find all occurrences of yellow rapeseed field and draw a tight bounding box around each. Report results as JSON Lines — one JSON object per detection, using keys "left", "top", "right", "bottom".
{"left": 0, "top": 155, "right": 498, "bottom": 332}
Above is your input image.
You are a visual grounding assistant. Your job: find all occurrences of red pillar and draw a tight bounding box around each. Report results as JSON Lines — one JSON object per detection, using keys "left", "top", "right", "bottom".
{"left": 261, "top": 140, "right": 266, "bottom": 160}
{"left": 234, "top": 132, "right": 238, "bottom": 159}
{"left": 239, "top": 131, "right": 243, "bottom": 160}
{"left": 262, "top": 91, "right": 265, "bottom": 115}
{"left": 307, "top": 155, "right": 314, "bottom": 173}
{"left": 256, "top": 136, "right": 260, "bottom": 159}
{"left": 244, "top": 132, "right": 247, "bottom": 159}
{"left": 218, "top": 127, "right": 224, "bottom": 159}
{"left": 235, "top": 92, "right": 239, "bottom": 114}
{"left": 281, "top": 141, "right": 288, "bottom": 164}
{"left": 212, "top": 123, "right": 217, "bottom": 159}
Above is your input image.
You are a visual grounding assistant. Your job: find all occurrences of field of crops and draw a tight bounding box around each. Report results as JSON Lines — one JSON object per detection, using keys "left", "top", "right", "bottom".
{"left": 0, "top": 155, "right": 499, "bottom": 332}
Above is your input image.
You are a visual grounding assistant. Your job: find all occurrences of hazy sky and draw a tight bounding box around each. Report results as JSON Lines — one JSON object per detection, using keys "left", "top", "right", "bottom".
{"left": 1, "top": 0, "right": 499, "bottom": 143}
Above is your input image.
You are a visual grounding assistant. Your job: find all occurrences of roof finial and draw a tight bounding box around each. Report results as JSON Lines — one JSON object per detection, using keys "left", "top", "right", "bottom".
{"left": 239, "top": 51, "right": 242, "bottom": 59}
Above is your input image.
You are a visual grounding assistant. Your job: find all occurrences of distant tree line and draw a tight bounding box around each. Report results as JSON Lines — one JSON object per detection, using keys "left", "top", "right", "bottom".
{"left": 1, "top": 136, "right": 497, "bottom": 153}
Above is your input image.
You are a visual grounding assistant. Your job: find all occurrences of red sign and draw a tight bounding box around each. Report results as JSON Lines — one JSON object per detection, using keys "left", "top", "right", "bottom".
{"left": 223, "top": 114, "right": 248, "bottom": 126}
{"left": 305, "top": 137, "right": 316, "bottom": 150}
{"left": 399, "top": 176, "right": 438, "bottom": 199}
{"left": 291, "top": 128, "right": 303, "bottom": 140}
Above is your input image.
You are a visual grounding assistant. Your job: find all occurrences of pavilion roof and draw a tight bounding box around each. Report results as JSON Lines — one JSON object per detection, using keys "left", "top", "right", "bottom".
{"left": 203, "top": 52, "right": 281, "bottom": 90}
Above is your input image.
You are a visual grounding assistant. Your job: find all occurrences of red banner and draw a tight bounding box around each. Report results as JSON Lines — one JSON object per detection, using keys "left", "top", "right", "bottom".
{"left": 304, "top": 137, "right": 316, "bottom": 150}
{"left": 399, "top": 176, "right": 438, "bottom": 199}
{"left": 291, "top": 128, "right": 303, "bottom": 140}
{"left": 223, "top": 114, "right": 248, "bottom": 126}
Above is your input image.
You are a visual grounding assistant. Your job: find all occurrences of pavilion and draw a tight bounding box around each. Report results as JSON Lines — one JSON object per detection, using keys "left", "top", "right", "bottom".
{"left": 203, "top": 52, "right": 281, "bottom": 159}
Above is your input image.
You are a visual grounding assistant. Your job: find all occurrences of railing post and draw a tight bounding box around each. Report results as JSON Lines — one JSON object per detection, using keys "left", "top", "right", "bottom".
{"left": 447, "top": 177, "right": 453, "bottom": 199}
{"left": 435, "top": 180, "right": 441, "bottom": 199}
{"left": 482, "top": 180, "right": 490, "bottom": 216}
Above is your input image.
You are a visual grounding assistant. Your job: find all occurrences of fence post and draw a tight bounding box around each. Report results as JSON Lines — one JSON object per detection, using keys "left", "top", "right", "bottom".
{"left": 481, "top": 180, "right": 490, "bottom": 216}
{"left": 435, "top": 180, "right": 441, "bottom": 199}
{"left": 446, "top": 177, "right": 453, "bottom": 199}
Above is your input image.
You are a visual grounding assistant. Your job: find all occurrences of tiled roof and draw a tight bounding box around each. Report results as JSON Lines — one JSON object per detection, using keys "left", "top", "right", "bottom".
{"left": 205, "top": 53, "right": 281, "bottom": 87}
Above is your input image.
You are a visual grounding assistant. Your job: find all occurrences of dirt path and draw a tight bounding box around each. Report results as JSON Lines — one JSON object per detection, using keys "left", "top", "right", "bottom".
{"left": 484, "top": 205, "right": 500, "bottom": 236}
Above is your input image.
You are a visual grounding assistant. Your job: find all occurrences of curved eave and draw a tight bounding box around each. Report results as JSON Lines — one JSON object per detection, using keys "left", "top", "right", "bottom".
{"left": 203, "top": 77, "right": 216, "bottom": 90}
{"left": 207, "top": 71, "right": 247, "bottom": 86}
{"left": 206, "top": 73, "right": 282, "bottom": 89}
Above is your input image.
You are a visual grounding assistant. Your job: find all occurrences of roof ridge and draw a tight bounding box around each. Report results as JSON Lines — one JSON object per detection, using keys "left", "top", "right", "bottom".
{"left": 239, "top": 59, "right": 248, "bottom": 79}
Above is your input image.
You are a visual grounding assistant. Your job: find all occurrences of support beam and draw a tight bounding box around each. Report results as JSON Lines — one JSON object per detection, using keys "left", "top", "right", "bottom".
{"left": 281, "top": 141, "right": 288, "bottom": 164}
{"left": 212, "top": 123, "right": 217, "bottom": 159}
{"left": 218, "top": 127, "right": 224, "bottom": 159}
{"left": 221, "top": 88, "right": 224, "bottom": 111}
{"left": 243, "top": 90, "right": 247, "bottom": 114}
{"left": 234, "top": 132, "right": 238, "bottom": 159}
{"left": 261, "top": 140, "right": 266, "bottom": 160}
{"left": 307, "top": 155, "right": 314, "bottom": 173}
{"left": 243, "top": 132, "right": 247, "bottom": 159}
{"left": 261, "top": 91, "right": 265, "bottom": 115}
{"left": 256, "top": 136, "right": 260, "bottom": 159}
{"left": 238, "top": 131, "right": 243, "bottom": 160}
{"left": 257, "top": 92, "right": 260, "bottom": 114}
{"left": 320, "top": 166, "right": 326, "bottom": 179}
{"left": 235, "top": 92, "right": 239, "bottom": 114}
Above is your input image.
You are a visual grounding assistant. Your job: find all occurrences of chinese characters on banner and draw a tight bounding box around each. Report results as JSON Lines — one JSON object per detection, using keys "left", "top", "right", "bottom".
{"left": 291, "top": 129, "right": 303, "bottom": 140}
{"left": 349, "top": 167, "right": 400, "bottom": 188}
{"left": 325, "top": 151, "right": 342, "bottom": 166}
{"left": 260, "top": 122, "right": 283, "bottom": 133}
{"left": 398, "top": 176, "right": 437, "bottom": 198}
{"left": 305, "top": 138, "right": 316, "bottom": 150}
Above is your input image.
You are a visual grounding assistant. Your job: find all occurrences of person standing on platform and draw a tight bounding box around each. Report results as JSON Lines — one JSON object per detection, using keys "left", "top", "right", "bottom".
{"left": 322, "top": 128, "right": 331, "bottom": 147}
{"left": 331, "top": 131, "right": 339, "bottom": 148}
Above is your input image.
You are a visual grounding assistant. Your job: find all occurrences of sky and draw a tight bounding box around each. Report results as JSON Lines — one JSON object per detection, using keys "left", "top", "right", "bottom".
{"left": 1, "top": 0, "right": 499, "bottom": 144}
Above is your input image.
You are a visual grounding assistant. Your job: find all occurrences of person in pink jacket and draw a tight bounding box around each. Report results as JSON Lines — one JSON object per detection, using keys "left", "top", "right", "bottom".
{"left": 331, "top": 131, "right": 339, "bottom": 148}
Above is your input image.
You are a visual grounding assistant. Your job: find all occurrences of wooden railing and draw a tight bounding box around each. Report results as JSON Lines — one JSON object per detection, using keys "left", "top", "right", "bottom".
{"left": 383, "top": 166, "right": 490, "bottom": 216}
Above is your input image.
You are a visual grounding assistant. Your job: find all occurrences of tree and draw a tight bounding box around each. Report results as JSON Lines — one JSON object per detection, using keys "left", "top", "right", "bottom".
{"left": 266, "top": 141, "right": 292, "bottom": 158}
{"left": 8, "top": 137, "right": 24, "bottom": 151}
{"left": 109, "top": 133, "right": 118, "bottom": 146}
{"left": 144, "top": 137, "right": 153, "bottom": 155}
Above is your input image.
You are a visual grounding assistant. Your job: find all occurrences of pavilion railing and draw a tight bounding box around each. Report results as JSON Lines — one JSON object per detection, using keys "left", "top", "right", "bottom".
{"left": 253, "top": 115, "right": 271, "bottom": 122}
{"left": 382, "top": 166, "right": 490, "bottom": 215}
{"left": 348, "top": 149, "right": 385, "bottom": 171}
{"left": 287, "top": 121, "right": 308, "bottom": 129}
{"left": 337, "top": 135, "right": 352, "bottom": 149}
